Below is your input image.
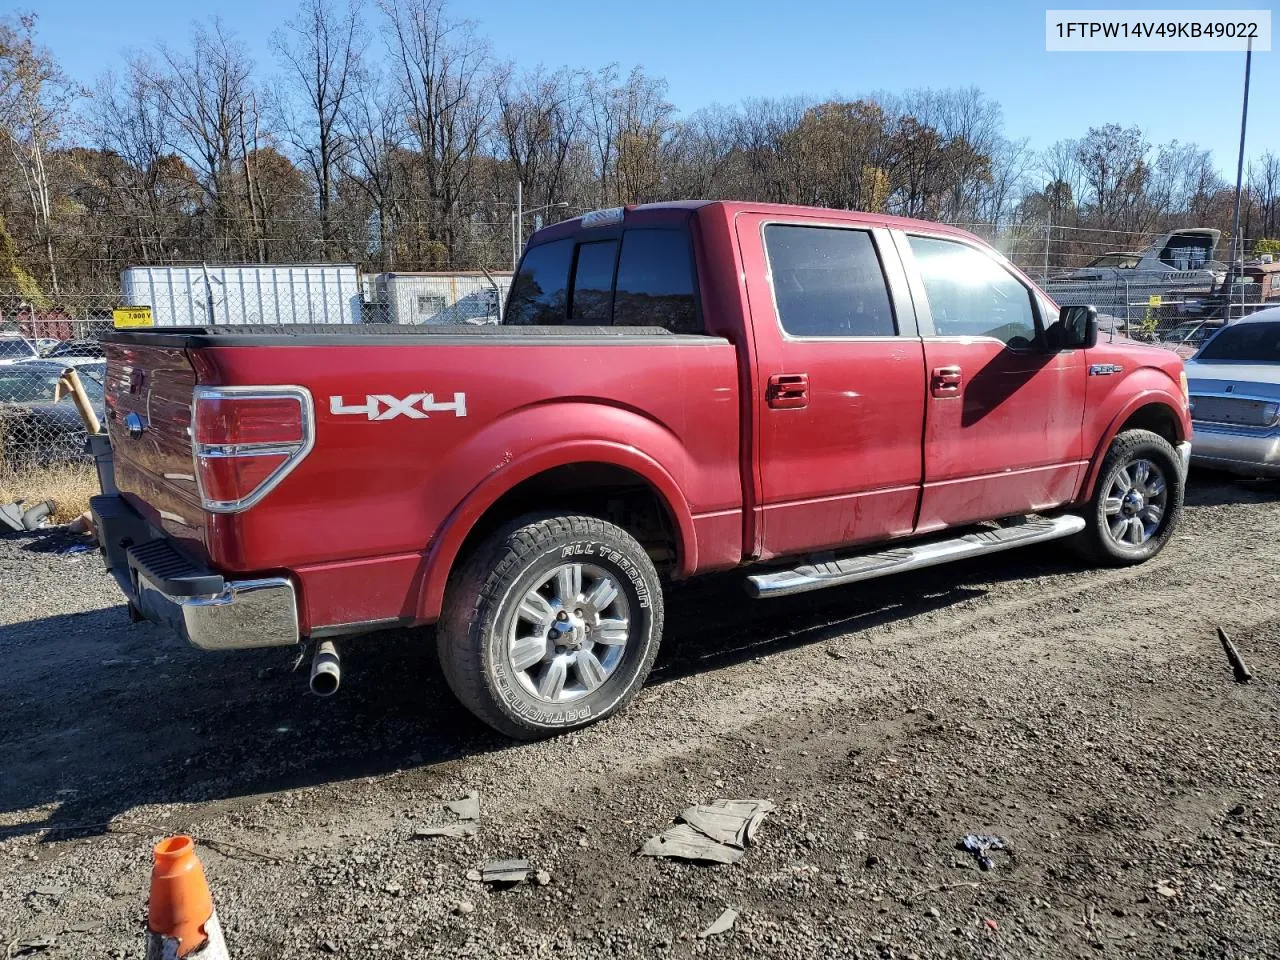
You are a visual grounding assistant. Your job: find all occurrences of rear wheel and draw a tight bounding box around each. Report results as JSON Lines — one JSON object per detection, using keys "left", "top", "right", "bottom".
{"left": 1070, "top": 429, "right": 1184, "bottom": 566}
{"left": 438, "top": 513, "right": 664, "bottom": 739}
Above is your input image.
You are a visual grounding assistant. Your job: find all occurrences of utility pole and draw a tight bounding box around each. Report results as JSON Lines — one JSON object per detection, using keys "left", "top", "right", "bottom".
{"left": 1227, "top": 37, "right": 1252, "bottom": 319}
{"left": 1043, "top": 211, "right": 1052, "bottom": 283}
{"left": 514, "top": 180, "right": 523, "bottom": 270}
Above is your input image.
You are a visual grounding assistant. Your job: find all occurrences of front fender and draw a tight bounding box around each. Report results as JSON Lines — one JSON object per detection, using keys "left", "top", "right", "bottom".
{"left": 414, "top": 402, "right": 702, "bottom": 623}
{"left": 1078, "top": 380, "right": 1189, "bottom": 501}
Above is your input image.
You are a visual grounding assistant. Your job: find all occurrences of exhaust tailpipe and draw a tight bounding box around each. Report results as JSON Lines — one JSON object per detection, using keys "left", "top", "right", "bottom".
{"left": 309, "top": 640, "right": 341, "bottom": 696}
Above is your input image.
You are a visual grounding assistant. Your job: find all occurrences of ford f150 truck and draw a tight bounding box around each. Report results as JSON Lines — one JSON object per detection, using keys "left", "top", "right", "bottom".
{"left": 92, "top": 201, "right": 1192, "bottom": 738}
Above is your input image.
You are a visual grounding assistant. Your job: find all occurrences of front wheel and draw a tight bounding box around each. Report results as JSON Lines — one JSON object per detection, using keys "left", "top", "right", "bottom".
{"left": 438, "top": 514, "right": 664, "bottom": 739}
{"left": 1069, "top": 428, "right": 1185, "bottom": 566}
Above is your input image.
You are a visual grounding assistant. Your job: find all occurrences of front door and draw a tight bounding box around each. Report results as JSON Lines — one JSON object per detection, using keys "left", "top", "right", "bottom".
{"left": 899, "top": 232, "right": 1088, "bottom": 532}
{"left": 737, "top": 214, "right": 927, "bottom": 559}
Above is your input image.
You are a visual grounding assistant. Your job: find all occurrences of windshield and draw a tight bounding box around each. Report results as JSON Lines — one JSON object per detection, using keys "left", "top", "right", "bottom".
{"left": 0, "top": 339, "right": 36, "bottom": 360}
{"left": 1196, "top": 321, "right": 1280, "bottom": 363}
{"left": 0, "top": 371, "right": 61, "bottom": 403}
{"left": 1087, "top": 254, "right": 1142, "bottom": 269}
{"left": 0, "top": 366, "right": 103, "bottom": 404}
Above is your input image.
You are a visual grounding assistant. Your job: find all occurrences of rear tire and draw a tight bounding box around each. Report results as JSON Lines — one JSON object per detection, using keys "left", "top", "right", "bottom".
{"left": 1070, "top": 429, "right": 1184, "bottom": 566}
{"left": 438, "top": 513, "right": 664, "bottom": 740}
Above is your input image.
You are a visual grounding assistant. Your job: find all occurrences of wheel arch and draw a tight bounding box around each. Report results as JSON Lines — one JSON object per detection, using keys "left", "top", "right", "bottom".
{"left": 416, "top": 443, "right": 695, "bottom": 623}
{"left": 1078, "top": 393, "right": 1187, "bottom": 502}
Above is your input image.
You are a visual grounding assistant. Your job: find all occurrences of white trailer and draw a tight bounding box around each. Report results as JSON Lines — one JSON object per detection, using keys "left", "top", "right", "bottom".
{"left": 120, "top": 264, "right": 363, "bottom": 326}
{"left": 372, "top": 272, "right": 512, "bottom": 325}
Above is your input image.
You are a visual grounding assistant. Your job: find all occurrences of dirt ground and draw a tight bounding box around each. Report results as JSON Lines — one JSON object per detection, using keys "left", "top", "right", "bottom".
{"left": 2, "top": 472, "right": 1279, "bottom": 959}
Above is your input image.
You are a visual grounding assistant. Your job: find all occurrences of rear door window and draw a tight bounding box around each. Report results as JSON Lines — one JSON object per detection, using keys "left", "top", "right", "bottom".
{"left": 613, "top": 229, "right": 699, "bottom": 333}
{"left": 764, "top": 224, "right": 896, "bottom": 337}
{"left": 506, "top": 238, "right": 573, "bottom": 324}
{"left": 569, "top": 241, "right": 619, "bottom": 323}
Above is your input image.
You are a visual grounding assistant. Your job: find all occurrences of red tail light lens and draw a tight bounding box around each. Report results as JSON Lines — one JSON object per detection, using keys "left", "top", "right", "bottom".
{"left": 192, "top": 386, "right": 313, "bottom": 512}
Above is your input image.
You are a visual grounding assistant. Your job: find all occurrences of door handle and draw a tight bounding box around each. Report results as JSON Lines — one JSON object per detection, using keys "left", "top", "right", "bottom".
{"left": 930, "top": 365, "right": 962, "bottom": 398}
{"left": 766, "top": 373, "right": 809, "bottom": 409}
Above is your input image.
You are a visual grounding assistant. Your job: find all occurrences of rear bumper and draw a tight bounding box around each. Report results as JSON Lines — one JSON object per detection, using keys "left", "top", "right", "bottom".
{"left": 1189, "top": 425, "right": 1280, "bottom": 478}
{"left": 91, "top": 494, "right": 300, "bottom": 651}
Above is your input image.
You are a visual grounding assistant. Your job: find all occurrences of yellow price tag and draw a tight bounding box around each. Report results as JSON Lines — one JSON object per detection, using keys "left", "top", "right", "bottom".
{"left": 113, "top": 305, "right": 154, "bottom": 328}
{"left": 1147, "top": 295, "right": 1162, "bottom": 307}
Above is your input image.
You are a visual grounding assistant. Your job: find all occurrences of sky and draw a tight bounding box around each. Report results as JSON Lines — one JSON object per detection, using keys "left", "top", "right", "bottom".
{"left": 32, "top": 0, "right": 1278, "bottom": 177}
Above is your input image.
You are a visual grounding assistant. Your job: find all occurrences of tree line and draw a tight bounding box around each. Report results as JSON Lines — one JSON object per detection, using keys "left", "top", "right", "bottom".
{"left": 1, "top": 2, "right": 1278, "bottom": 304}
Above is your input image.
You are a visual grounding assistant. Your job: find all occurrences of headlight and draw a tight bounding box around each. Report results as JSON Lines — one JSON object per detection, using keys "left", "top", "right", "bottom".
{"left": 1179, "top": 371, "right": 1189, "bottom": 405}
{"left": 1264, "top": 401, "right": 1279, "bottom": 425}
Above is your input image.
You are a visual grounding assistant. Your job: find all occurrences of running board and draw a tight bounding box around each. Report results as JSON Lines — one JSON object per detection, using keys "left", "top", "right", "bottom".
{"left": 746, "top": 515, "right": 1086, "bottom": 599}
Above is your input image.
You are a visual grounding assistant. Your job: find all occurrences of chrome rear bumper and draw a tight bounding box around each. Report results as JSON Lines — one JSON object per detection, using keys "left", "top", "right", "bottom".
{"left": 92, "top": 494, "right": 301, "bottom": 651}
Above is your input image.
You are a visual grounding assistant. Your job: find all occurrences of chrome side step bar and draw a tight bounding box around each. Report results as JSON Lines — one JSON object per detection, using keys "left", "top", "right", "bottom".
{"left": 746, "top": 515, "right": 1087, "bottom": 599}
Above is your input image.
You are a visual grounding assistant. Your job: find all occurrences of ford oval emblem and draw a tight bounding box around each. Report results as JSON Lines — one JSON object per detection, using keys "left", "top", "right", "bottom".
{"left": 124, "top": 412, "right": 147, "bottom": 439}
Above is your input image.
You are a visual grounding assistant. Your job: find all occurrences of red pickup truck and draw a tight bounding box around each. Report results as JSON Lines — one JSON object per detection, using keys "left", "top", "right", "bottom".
{"left": 93, "top": 201, "right": 1192, "bottom": 738}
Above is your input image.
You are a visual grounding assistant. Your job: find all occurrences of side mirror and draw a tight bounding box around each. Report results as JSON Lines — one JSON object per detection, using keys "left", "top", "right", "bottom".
{"left": 1049, "top": 304, "right": 1098, "bottom": 350}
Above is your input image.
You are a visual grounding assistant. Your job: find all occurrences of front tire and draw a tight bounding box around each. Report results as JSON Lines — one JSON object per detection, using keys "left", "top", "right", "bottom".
{"left": 438, "top": 514, "right": 664, "bottom": 739}
{"left": 1070, "top": 429, "right": 1184, "bottom": 566}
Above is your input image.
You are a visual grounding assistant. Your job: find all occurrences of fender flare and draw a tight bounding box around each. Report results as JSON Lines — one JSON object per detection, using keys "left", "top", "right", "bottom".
{"left": 416, "top": 439, "right": 697, "bottom": 622}
{"left": 1077, "top": 388, "right": 1188, "bottom": 501}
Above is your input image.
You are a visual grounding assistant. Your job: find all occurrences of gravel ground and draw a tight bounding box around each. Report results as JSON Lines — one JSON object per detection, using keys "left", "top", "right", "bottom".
{"left": 2, "top": 472, "right": 1279, "bottom": 959}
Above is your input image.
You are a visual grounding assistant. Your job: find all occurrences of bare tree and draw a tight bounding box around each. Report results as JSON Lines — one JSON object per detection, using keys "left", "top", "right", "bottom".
{"left": 340, "top": 63, "right": 407, "bottom": 267}
{"left": 273, "top": 0, "right": 363, "bottom": 242}
{"left": 137, "top": 20, "right": 259, "bottom": 257}
{"left": 0, "top": 13, "right": 81, "bottom": 294}
{"left": 379, "top": 0, "right": 497, "bottom": 264}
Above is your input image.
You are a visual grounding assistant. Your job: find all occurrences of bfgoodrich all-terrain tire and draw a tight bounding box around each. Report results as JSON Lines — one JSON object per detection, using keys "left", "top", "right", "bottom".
{"left": 1071, "top": 428, "right": 1185, "bottom": 566}
{"left": 438, "top": 514, "right": 664, "bottom": 739}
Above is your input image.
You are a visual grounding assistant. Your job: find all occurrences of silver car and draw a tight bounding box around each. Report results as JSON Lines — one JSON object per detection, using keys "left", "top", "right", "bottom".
{"left": 1185, "top": 307, "right": 1280, "bottom": 478}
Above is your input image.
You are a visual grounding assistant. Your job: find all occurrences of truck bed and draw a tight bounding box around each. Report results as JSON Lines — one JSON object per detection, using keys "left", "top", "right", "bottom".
{"left": 102, "top": 325, "right": 744, "bottom": 635}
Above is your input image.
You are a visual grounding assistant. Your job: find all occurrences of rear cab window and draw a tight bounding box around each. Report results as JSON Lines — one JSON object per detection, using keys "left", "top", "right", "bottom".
{"left": 762, "top": 224, "right": 896, "bottom": 337}
{"left": 505, "top": 222, "right": 700, "bottom": 333}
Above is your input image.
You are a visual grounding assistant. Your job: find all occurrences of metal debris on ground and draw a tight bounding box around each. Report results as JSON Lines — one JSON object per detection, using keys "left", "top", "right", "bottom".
{"left": 446, "top": 791, "right": 481, "bottom": 821}
{"left": 412, "top": 823, "right": 478, "bottom": 839}
{"left": 958, "top": 834, "right": 1007, "bottom": 871}
{"left": 12, "top": 935, "right": 58, "bottom": 955}
{"left": 479, "top": 859, "right": 531, "bottom": 884}
{"left": 640, "top": 799, "right": 775, "bottom": 864}
{"left": 0, "top": 500, "right": 55, "bottom": 532}
{"left": 1217, "top": 626, "right": 1254, "bottom": 683}
{"left": 698, "top": 908, "right": 738, "bottom": 939}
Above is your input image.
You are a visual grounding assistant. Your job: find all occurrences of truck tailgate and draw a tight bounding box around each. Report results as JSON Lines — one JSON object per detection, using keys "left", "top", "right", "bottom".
{"left": 103, "top": 341, "right": 210, "bottom": 559}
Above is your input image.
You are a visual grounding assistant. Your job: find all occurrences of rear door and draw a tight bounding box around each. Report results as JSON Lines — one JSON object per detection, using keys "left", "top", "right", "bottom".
{"left": 898, "top": 232, "right": 1088, "bottom": 531}
{"left": 737, "top": 213, "right": 927, "bottom": 559}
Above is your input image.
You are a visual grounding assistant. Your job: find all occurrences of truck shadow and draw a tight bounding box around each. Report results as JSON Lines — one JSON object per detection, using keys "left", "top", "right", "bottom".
{"left": 0, "top": 539, "right": 1081, "bottom": 844}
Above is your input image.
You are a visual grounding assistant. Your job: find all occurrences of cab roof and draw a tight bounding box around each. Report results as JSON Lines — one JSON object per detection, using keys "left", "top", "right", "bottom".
{"left": 530, "top": 200, "right": 982, "bottom": 247}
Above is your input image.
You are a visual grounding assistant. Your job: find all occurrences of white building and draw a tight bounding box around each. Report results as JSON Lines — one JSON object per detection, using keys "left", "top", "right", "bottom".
{"left": 370, "top": 272, "right": 513, "bottom": 325}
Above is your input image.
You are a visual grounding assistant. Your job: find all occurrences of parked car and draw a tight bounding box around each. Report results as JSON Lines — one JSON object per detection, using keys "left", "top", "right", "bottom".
{"left": 1161, "top": 318, "right": 1225, "bottom": 359}
{"left": 0, "top": 336, "right": 38, "bottom": 365}
{"left": 37, "top": 339, "right": 105, "bottom": 367}
{"left": 0, "top": 360, "right": 105, "bottom": 466}
{"left": 1185, "top": 307, "right": 1280, "bottom": 478}
{"left": 92, "top": 201, "right": 1191, "bottom": 739}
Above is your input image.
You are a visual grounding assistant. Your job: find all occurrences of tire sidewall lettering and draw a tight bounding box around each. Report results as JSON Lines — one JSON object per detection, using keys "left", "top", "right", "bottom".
{"left": 488, "top": 536, "right": 654, "bottom": 729}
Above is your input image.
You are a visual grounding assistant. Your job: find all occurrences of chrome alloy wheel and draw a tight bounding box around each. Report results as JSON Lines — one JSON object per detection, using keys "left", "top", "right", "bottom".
{"left": 1104, "top": 458, "right": 1168, "bottom": 547}
{"left": 506, "top": 562, "right": 631, "bottom": 703}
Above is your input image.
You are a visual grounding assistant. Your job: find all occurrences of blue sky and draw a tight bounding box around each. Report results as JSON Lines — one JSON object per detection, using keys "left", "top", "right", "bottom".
{"left": 35, "top": 0, "right": 1277, "bottom": 176}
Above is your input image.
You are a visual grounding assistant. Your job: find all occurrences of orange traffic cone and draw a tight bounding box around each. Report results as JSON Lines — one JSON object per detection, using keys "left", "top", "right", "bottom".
{"left": 145, "top": 836, "right": 230, "bottom": 960}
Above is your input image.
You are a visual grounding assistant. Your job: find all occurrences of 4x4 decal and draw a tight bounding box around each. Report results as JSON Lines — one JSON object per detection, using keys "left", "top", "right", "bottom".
{"left": 329, "top": 393, "right": 467, "bottom": 420}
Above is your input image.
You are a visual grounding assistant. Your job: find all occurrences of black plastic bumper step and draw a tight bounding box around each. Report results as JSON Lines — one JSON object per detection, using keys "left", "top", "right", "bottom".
{"left": 127, "top": 538, "right": 225, "bottom": 598}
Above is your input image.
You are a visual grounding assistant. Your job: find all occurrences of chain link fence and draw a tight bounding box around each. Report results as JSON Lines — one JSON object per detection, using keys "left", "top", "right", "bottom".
{"left": 1, "top": 221, "right": 1278, "bottom": 482}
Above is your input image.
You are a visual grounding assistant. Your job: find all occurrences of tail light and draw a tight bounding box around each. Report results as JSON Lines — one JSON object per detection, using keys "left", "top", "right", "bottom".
{"left": 192, "top": 386, "right": 314, "bottom": 512}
